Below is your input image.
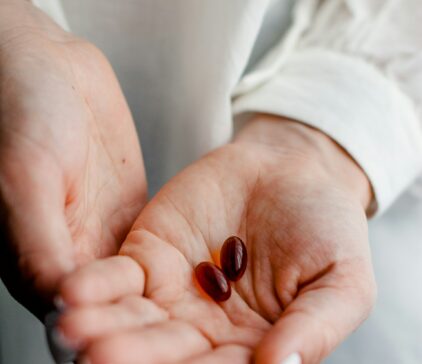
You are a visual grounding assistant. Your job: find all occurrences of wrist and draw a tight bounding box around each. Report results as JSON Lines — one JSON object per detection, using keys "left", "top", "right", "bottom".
{"left": 234, "top": 114, "right": 374, "bottom": 213}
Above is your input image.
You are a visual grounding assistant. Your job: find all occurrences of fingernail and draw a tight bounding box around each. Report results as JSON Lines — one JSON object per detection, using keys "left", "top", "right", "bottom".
{"left": 281, "top": 352, "right": 302, "bottom": 364}
{"left": 54, "top": 295, "right": 67, "bottom": 311}
{"left": 52, "top": 327, "right": 79, "bottom": 350}
{"left": 47, "top": 327, "right": 78, "bottom": 363}
{"left": 44, "top": 309, "right": 61, "bottom": 328}
{"left": 44, "top": 310, "right": 78, "bottom": 363}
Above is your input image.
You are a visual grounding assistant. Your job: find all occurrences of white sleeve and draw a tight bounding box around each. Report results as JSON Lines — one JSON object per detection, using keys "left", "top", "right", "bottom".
{"left": 233, "top": 0, "right": 422, "bottom": 215}
{"left": 31, "top": 0, "right": 70, "bottom": 31}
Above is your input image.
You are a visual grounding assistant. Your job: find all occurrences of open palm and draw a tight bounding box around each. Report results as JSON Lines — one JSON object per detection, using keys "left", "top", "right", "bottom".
{"left": 0, "top": 6, "right": 146, "bottom": 318}
{"left": 59, "top": 140, "right": 376, "bottom": 364}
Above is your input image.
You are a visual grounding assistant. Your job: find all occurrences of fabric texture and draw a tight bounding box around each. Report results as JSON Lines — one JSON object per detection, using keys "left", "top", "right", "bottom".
{"left": 234, "top": 0, "right": 422, "bottom": 215}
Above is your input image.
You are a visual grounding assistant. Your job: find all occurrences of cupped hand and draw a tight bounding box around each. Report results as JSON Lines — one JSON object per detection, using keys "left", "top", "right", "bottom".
{"left": 0, "top": 2, "right": 146, "bottom": 318}
{"left": 58, "top": 116, "right": 376, "bottom": 364}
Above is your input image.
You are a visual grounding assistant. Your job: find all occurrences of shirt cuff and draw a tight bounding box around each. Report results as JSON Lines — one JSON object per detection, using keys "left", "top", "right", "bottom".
{"left": 233, "top": 49, "right": 422, "bottom": 216}
{"left": 31, "top": 0, "right": 70, "bottom": 31}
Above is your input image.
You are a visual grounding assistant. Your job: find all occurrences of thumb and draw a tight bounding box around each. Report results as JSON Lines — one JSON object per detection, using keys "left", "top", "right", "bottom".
{"left": 0, "top": 164, "right": 75, "bottom": 318}
{"left": 255, "top": 266, "right": 377, "bottom": 364}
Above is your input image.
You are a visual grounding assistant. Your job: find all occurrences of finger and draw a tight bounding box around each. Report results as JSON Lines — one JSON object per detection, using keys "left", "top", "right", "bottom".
{"left": 120, "top": 229, "right": 193, "bottom": 303}
{"left": 0, "top": 157, "right": 75, "bottom": 318}
{"left": 45, "top": 310, "right": 78, "bottom": 364}
{"left": 58, "top": 295, "right": 168, "bottom": 346}
{"left": 177, "top": 345, "right": 252, "bottom": 364}
{"left": 59, "top": 256, "right": 144, "bottom": 306}
{"left": 82, "top": 321, "right": 211, "bottom": 364}
{"left": 255, "top": 267, "right": 377, "bottom": 364}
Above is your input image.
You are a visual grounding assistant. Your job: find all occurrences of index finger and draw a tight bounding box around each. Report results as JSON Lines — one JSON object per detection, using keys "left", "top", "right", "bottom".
{"left": 59, "top": 256, "right": 145, "bottom": 306}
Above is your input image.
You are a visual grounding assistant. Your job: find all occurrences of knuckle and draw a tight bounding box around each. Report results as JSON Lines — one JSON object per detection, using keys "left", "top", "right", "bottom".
{"left": 119, "top": 295, "right": 145, "bottom": 312}
{"left": 351, "top": 270, "right": 378, "bottom": 319}
{"left": 357, "top": 268, "right": 377, "bottom": 302}
{"left": 119, "top": 295, "right": 168, "bottom": 321}
{"left": 59, "top": 309, "right": 94, "bottom": 338}
{"left": 120, "top": 258, "right": 144, "bottom": 290}
{"left": 60, "top": 271, "right": 94, "bottom": 304}
{"left": 362, "top": 276, "right": 378, "bottom": 310}
{"left": 60, "top": 276, "right": 78, "bottom": 301}
{"left": 340, "top": 259, "right": 378, "bottom": 312}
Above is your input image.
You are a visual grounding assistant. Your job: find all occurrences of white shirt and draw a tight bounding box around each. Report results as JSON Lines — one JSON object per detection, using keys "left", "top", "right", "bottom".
{"left": 33, "top": 0, "right": 422, "bottom": 213}
{"left": 1, "top": 1, "right": 421, "bottom": 363}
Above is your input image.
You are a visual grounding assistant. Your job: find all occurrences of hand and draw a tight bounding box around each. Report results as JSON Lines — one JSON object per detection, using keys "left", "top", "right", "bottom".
{"left": 0, "top": 1, "right": 147, "bottom": 318}
{"left": 57, "top": 116, "right": 376, "bottom": 364}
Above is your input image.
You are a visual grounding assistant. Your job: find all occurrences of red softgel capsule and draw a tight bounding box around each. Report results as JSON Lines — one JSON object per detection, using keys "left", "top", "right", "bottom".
{"left": 195, "top": 262, "right": 231, "bottom": 302}
{"left": 220, "top": 236, "right": 248, "bottom": 281}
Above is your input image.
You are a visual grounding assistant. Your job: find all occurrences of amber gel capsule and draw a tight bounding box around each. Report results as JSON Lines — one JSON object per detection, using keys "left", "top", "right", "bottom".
{"left": 195, "top": 262, "right": 231, "bottom": 302}
{"left": 220, "top": 236, "right": 248, "bottom": 281}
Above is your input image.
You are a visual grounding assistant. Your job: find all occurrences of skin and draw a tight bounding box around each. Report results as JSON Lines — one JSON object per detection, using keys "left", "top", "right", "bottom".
{"left": 0, "top": 0, "right": 147, "bottom": 318}
{"left": 58, "top": 116, "right": 377, "bottom": 364}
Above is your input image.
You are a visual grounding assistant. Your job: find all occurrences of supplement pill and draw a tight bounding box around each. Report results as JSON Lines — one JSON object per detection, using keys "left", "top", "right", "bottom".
{"left": 220, "top": 236, "right": 247, "bottom": 281}
{"left": 195, "top": 262, "right": 231, "bottom": 302}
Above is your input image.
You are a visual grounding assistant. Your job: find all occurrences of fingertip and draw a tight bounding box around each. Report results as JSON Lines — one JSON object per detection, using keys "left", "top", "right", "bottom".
{"left": 56, "top": 308, "right": 93, "bottom": 348}
{"left": 59, "top": 256, "right": 145, "bottom": 306}
{"left": 54, "top": 295, "right": 68, "bottom": 310}
{"left": 44, "top": 311, "right": 78, "bottom": 363}
{"left": 59, "top": 270, "right": 93, "bottom": 306}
